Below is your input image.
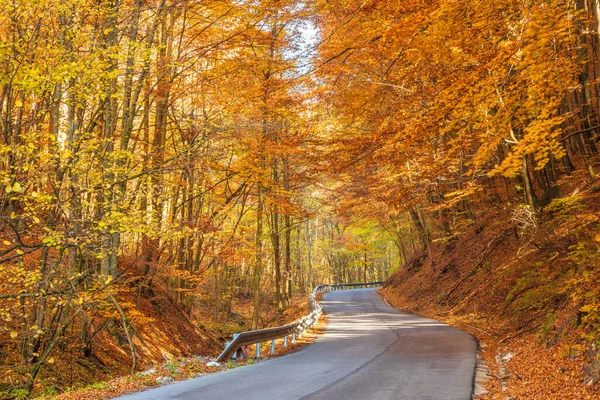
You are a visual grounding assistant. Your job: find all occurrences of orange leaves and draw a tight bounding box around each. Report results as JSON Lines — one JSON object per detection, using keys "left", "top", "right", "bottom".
{"left": 316, "top": 0, "right": 582, "bottom": 214}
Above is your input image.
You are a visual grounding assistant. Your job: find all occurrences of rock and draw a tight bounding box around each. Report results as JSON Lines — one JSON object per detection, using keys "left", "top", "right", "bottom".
{"left": 473, "top": 385, "right": 488, "bottom": 396}
{"left": 140, "top": 368, "right": 157, "bottom": 376}
{"left": 586, "top": 378, "right": 595, "bottom": 386}
{"left": 156, "top": 376, "right": 175, "bottom": 385}
{"left": 162, "top": 352, "right": 173, "bottom": 362}
{"left": 583, "top": 343, "right": 600, "bottom": 386}
{"left": 501, "top": 352, "right": 514, "bottom": 363}
{"left": 569, "top": 347, "right": 581, "bottom": 360}
{"left": 474, "top": 357, "right": 490, "bottom": 396}
{"left": 206, "top": 361, "right": 221, "bottom": 368}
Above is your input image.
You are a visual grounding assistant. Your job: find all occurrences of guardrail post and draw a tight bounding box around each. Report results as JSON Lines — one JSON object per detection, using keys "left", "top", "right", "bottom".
{"left": 284, "top": 336, "right": 288, "bottom": 347}
{"left": 292, "top": 332, "right": 296, "bottom": 343}
{"left": 231, "top": 333, "right": 239, "bottom": 359}
{"left": 255, "top": 343, "right": 260, "bottom": 359}
{"left": 271, "top": 339, "right": 275, "bottom": 354}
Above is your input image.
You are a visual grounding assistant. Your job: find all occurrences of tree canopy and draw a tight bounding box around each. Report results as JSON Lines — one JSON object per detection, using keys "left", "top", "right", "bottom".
{"left": 2, "top": 0, "right": 600, "bottom": 396}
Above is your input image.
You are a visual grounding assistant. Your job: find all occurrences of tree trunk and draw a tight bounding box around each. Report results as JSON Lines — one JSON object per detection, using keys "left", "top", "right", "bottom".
{"left": 252, "top": 184, "right": 264, "bottom": 329}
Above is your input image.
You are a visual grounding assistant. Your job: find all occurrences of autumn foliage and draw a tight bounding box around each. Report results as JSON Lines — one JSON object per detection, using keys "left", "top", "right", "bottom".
{"left": 2, "top": 0, "right": 600, "bottom": 397}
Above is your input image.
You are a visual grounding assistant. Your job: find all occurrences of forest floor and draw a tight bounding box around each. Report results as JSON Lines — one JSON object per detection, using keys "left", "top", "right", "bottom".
{"left": 37, "top": 312, "right": 327, "bottom": 400}
{"left": 25, "top": 280, "right": 320, "bottom": 400}
{"left": 380, "top": 171, "right": 600, "bottom": 399}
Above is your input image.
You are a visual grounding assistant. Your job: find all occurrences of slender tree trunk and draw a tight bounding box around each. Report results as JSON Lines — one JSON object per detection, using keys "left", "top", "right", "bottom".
{"left": 521, "top": 155, "right": 538, "bottom": 214}
{"left": 306, "top": 219, "right": 313, "bottom": 286}
{"left": 100, "top": 0, "right": 120, "bottom": 278}
{"left": 252, "top": 184, "right": 264, "bottom": 329}
{"left": 283, "top": 160, "right": 292, "bottom": 302}
{"left": 409, "top": 206, "right": 430, "bottom": 257}
{"left": 271, "top": 208, "right": 283, "bottom": 310}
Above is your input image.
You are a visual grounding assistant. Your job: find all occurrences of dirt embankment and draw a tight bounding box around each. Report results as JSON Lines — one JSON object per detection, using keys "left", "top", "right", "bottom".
{"left": 20, "top": 261, "right": 313, "bottom": 399}
{"left": 381, "top": 176, "right": 600, "bottom": 399}
{"left": 40, "top": 306, "right": 326, "bottom": 400}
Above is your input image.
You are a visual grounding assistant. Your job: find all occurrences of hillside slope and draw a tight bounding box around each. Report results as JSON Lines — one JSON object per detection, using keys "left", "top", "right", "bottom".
{"left": 19, "top": 276, "right": 223, "bottom": 398}
{"left": 381, "top": 172, "right": 600, "bottom": 399}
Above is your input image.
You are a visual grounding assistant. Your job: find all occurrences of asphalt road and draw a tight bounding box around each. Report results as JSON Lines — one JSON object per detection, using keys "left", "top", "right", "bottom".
{"left": 116, "top": 289, "right": 477, "bottom": 400}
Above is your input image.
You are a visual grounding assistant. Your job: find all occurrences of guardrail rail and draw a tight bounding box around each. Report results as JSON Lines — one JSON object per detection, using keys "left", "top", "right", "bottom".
{"left": 215, "top": 281, "right": 383, "bottom": 363}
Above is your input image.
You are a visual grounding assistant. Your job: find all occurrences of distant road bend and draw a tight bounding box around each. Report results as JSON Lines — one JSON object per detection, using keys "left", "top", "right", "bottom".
{"left": 116, "top": 289, "right": 477, "bottom": 400}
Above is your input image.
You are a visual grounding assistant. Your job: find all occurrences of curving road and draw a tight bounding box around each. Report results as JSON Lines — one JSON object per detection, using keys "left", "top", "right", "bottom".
{"left": 116, "top": 289, "right": 477, "bottom": 400}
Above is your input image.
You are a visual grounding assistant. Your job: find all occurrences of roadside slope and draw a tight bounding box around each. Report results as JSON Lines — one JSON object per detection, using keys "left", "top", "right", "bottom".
{"left": 380, "top": 181, "right": 600, "bottom": 399}
{"left": 115, "top": 289, "right": 476, "bottom": 400}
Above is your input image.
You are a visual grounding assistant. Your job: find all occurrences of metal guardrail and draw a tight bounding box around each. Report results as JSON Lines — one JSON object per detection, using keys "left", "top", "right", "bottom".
{"left": 215, "top": 281, "right": 384, "bottom": 362}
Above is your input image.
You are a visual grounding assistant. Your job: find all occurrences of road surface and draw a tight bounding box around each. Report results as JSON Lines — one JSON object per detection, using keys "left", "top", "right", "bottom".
{"left": 116, "top": 289, "right": 477, "bottom": 400}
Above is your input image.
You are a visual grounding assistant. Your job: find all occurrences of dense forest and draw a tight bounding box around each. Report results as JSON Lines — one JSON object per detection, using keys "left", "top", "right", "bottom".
{"left": 2, "top": 0, "right": 600, "bottom": 398}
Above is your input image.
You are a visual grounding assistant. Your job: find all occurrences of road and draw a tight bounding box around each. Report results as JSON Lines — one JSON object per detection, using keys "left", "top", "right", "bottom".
{"left": 116, "top": 289, "right": 477, "bottom": 400}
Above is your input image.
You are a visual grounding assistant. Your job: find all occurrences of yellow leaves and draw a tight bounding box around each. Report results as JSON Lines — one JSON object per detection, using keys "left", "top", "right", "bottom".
{"left": 580, "top": 304, "right": 596, "bottom": 314}
{"left": 47, "top": 357, "right": 55, "bottom": 364}
{"left": 9, "top": 331, "right": 18, "bottom": 339}
{"left": 3, "top": 240, "right": 11, "bottom": 246}
{"left": 42, "top": 233, "right": 64, "bottom": 248}
{"left": 71, "top": 272, "right": 83, "bottom": 280}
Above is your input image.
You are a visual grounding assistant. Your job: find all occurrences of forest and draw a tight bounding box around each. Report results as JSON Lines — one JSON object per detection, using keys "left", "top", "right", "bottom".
{"left": 2, "top": 0, "right": 600, "bottom": 398}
